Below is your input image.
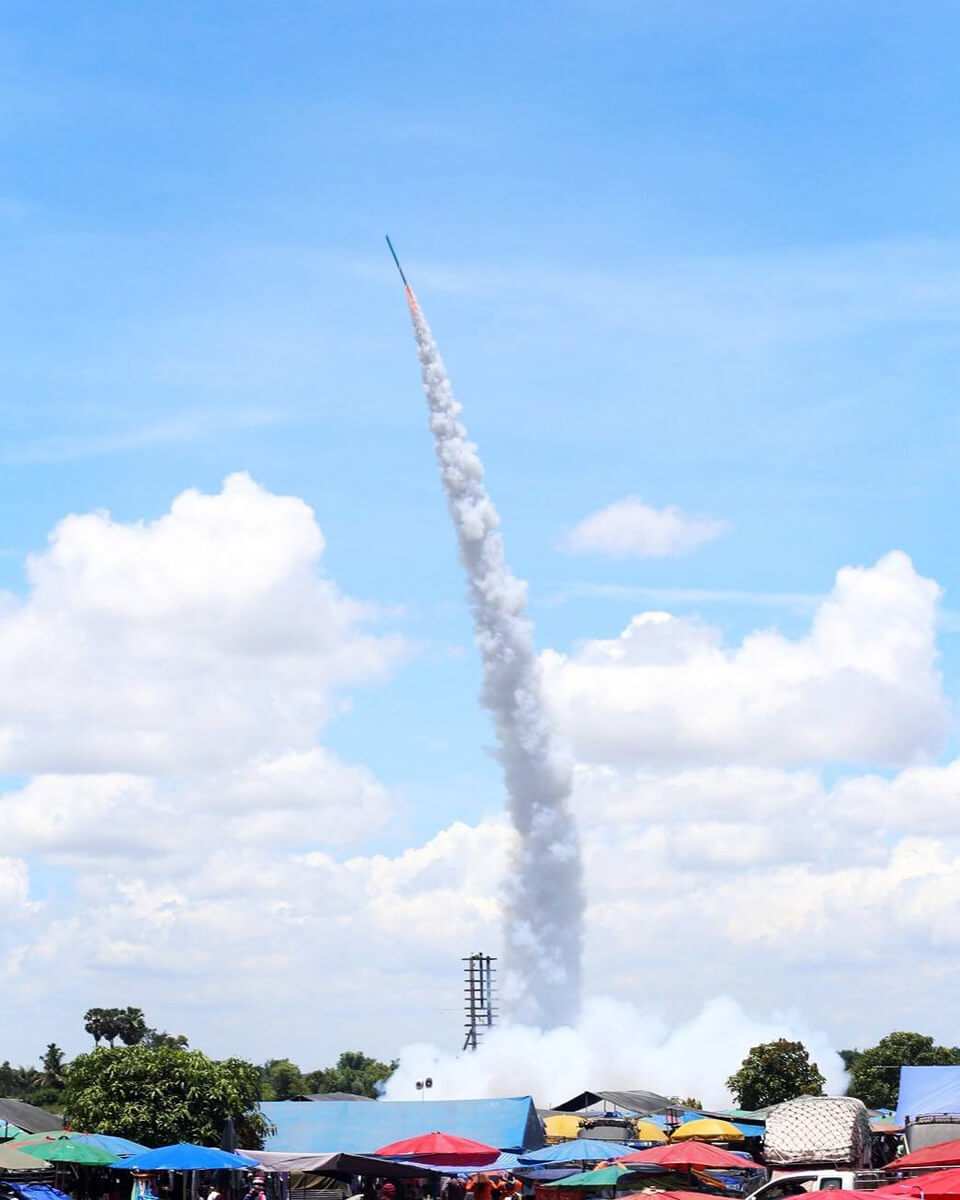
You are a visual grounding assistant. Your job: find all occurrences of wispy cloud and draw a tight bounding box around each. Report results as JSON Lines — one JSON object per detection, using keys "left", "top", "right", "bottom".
{"left": 562, "top": 496, "right": 728, "bottom": 558}
{"left": 4, "top": 408, "right": 285, "bottom": 465}
{"left": 357, "top": 237, "right": 960, "bottom": 349}
{"left": 543, "top": 581, "right": 822, "bottom": 611}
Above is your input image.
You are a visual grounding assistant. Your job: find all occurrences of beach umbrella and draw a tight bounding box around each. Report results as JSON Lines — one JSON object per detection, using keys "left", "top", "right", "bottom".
{"left": 543, "top": 1164, "right": 644, "bottom": 1188}
{"left": 114, "top": 1144, "right": 259, "bottom": 1171}
{"left": 68, "top": 1135, "right": 147, "bottom": 1157}
{"left": 16, "top": 1141, "right": 116, "bottom": 1166}
{"left": 0, "top": 1142, "right": 51, "bottom": 1170}
{"left": 619, "top": 1142, "right": 756, "bottom": 1170}
{"left": 671, "top": 1120, "right": 743, "bottom": 1144}
{"left": 5, "top": 1134, "right": 68, "bottom": 1147}
{"left": 886, "top": 1142, "right": 960, "bottom": 1170}
{"left": 619, "top": 1192, "right": 729, "bottom": 1200}
{"left": 634, "top": 1122, "right": 668, "bottom": 1144}
{"left": 522, "top": 1141, "right": 646, "bottom": 1166}
{"left": 375, "top": 1133, "right": 500, "bottom": 1167}
{"left": 875, "top": 1169, "right": 960, "bottom": 1199}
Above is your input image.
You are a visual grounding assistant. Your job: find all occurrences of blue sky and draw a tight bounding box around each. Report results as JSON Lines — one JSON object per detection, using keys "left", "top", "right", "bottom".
{"left": 2, "top": 1, "right": 960, "bottom": 1073}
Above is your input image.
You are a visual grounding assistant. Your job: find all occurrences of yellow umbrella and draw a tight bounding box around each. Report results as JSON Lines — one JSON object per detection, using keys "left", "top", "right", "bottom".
{"left": 633, "top": 1121, "right": 668, "bottom": 1144}
{"left": 544, "top": 1114, "right": 583, "bottom": 1142}
{"left": 670, "top": 1118, "right": 744, "bottom": 1143}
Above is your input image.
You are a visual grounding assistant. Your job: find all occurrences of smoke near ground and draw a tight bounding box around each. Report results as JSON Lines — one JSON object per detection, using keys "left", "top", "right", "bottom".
{"left": 384, "top": 995, "right": 848, "bottom": 1106}
{"left": 405, "top": 290, "right": 584, "bottom": 1029}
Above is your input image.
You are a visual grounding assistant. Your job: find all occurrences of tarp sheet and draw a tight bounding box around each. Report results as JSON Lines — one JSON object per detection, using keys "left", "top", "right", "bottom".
{"left": 245, "top": 1152, "right": 434, "bottom": 1179}
{"left": 260, "top": 1097, "right": 544, "bottom": 1155}
{"left": 897, "top": 1068, "right": 960, "bottom": 1124}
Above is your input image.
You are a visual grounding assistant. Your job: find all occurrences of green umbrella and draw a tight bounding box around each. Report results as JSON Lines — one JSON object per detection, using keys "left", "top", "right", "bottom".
{"left": 545, "top": 1165, "right": 633, "bottom": 1188}
{"left": 7, "top": 1133, "right": 67, "bottom": 1145}
{"left": 17, "top": 1141, "right": 115, "bottom": 1166}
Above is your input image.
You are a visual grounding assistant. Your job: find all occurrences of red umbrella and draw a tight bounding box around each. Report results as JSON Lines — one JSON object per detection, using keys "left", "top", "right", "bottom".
{"left": 886, "top": 1144, "right": 960, "bottom": 1171}
{"left": 876, "top": 1170, "right": 960, "bottom": 1198}
{"left": 374, "top": 1132, "right": 500, "bottom": 1167}
{"left": 619, "top": 1142, "right": 756, "bottom": 1170}
{"left": 620, "top": 1193, "right": 735, "bottom": 1200}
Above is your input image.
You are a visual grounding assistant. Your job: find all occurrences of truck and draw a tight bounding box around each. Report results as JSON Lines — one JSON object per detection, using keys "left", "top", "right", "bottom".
{"left": 764, "top": 1097, "right": 874, "bottom": 1172}
{"left": 747, "top": 1170, "right": 890, "bottom": 1200}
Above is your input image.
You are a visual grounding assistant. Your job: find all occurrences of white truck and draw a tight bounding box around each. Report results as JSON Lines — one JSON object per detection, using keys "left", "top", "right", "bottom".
{"left": 747, "top": 1170, "right": 890, "bottom": 1200}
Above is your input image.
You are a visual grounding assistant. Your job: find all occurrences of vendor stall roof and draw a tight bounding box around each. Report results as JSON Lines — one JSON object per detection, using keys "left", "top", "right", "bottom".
{"left": 260, "top": 1096, "right": 544, "bottom": 1154}
{"left": 552, "top": 1091, "right": 673, "bottom": 1116}
{"left": 0, "top": 1102, "right": 62, "bottom": 1136}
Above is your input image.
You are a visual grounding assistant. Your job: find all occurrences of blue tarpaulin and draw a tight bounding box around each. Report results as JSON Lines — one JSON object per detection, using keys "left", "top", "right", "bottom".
{"left": 897, "top": 1067, "right": 960, "bottom": 1123}
{"left": 261, "top": 1098, "right": 544, "bottom": 1155}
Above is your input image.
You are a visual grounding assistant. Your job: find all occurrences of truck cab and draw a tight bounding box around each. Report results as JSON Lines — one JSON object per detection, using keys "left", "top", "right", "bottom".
{"left": 748, "top": 1171, "right": 888, "bottom": 1200}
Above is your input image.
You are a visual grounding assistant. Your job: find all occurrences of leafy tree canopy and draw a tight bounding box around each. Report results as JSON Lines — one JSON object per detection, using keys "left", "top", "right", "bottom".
{"left": 305, "top": 1050, "right": 398, "bottom": 1098}
{"left": 726, "top": 1038, "right": 826, "bottom": 1110}
{"left": 260, "top": 1059, "right": 305, "bottom": 1101}
{"left": 63, "top": 1046, "right": 272, "bottom": 1148}
{"left": 846, "top": 1032, "right": 960, "bottom": 1110}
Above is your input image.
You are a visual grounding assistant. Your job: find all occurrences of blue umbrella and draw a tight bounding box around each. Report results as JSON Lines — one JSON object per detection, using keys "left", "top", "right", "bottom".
{"left": 113, "top": 1144, "right": 259, "bottom": 1171}
{"left": 519, "top": 1141, "right": 639, "bottom": 1166}
{"left": 70, "top": 1135, "right": 148, "bottom": 1157}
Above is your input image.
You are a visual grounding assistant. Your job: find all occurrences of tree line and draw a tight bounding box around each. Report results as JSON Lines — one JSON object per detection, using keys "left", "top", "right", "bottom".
{"left": 4, "top": 1009, "right": 959, "bottom": 1146}
{"left": 0, "top": 1007, "right": 396, "bottom": 1148}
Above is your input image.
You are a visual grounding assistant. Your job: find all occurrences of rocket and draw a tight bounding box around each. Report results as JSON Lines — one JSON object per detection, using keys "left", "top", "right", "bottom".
{"left": 385, "top": 235, "right": 415, "bottom": 304}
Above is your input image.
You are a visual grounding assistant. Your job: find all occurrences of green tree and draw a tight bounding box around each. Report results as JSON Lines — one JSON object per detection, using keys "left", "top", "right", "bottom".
{"left": 726, "top": 1039, "right": 826, "bottom": 1110}
{"left": 847, "top": 1032, "right": 960, "bottom": 1110}
{"left": 142, "top": 1029, "right": 189, "bottom": 1050}
{"left": 260, "top": 1059, "right": 305, "bottom": 1101}
{"left": 305, "top": 1050, "right": 397, "bottom": 1098}
{"left": 63, "top": 1046, "right": 273, "bottom": 1148}
{"left": 41, "top": 1044, "right": 66, "bottom": 1091}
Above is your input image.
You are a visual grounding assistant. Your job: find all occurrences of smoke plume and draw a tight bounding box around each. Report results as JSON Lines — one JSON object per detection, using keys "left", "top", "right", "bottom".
{"left": 384, "top": 995, "right": 848, "bottom": 1106}
{"left": 405, "top": 289, "right": 584, "bottom": 1029}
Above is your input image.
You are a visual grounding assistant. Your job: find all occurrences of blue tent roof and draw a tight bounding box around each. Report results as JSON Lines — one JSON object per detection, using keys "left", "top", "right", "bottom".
{"left": 518, "top": 1139, "right": 634, "bottom": 1165}
{"left": 897, "top": 1066, "right": 960, "bottom": 1123}
{"left": 114, "top": 1145, "right": 259, "bottom": 1171}
{"left": 261, "top": 1098, "right": 544, "bottom": 1155}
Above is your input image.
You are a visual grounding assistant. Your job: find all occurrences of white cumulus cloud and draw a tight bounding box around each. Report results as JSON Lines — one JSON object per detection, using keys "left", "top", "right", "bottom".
{"left": 542, "top": 551, "right": 946, "bottom": 767}
{"left": 563, "top": 496, "right": 728, "bottom": 558}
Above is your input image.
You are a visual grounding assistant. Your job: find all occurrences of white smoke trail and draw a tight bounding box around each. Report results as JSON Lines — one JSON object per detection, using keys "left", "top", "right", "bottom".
{"left": 405, "top": 289, "right": 584, "bottom": 1029}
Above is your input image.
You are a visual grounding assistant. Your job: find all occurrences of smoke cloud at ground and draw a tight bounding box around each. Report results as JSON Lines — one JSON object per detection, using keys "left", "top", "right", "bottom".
{"left": 407, "top": 291, "right": 584, "bottom": 1029}
{"left": 384, "top": 995, "right": 848, "bottom": 1106}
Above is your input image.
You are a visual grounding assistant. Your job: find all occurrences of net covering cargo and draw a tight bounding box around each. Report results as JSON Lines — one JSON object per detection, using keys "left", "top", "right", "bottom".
{"left": 764, "top": 1098, "right": 872, "bottom": 1168}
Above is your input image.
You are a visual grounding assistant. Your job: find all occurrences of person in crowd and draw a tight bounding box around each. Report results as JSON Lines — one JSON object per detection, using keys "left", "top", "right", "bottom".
{"left": 465, "top": 1174, "right": 493, "bottom": 1200}
{"left": 378, "top": 1180, "right": 397, "bottom": 1200}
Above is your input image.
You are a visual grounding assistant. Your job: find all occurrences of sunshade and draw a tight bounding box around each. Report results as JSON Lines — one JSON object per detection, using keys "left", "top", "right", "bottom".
{"left": 634, "top": 1122, "right": 668, "bottom": 1144}
{"left": 876, "top": 1170, "right": 960, "bottom": 1198}
{"left": 17, "top": 1142, "right": 116, "bottom": 1166}
{"left": 0, "top": 1143, "right": 51, "bottom": 1170}
{"left": 671, "top": 1120, "right": 743, "bottom": 1144}
{"left": 619, "top": 1143, "right": 756, "bottom": 1170}
{"left": 68, "top": 1135, "right": 147, "bottom": 1157}
{"left": 886, "top": 1142, "right": 960, "bottom": 1170}
{"left": 374, "top": 1132, "right": 499, "bottom": 1167}
{"left": 521, "top": 1140, "right": 644, "bottom": 1166}
{"left": 5, "top": 1134, "right": 68, "bottom": 1147}
{"left": 544, "top": 1165, "right": 634, "bottom": 1188}
{"left": 619, "top": 1193, "right": 729, "bottom": 1200}
{"left": 114, "top": 1144, "right": 259, "bottom": 1171}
